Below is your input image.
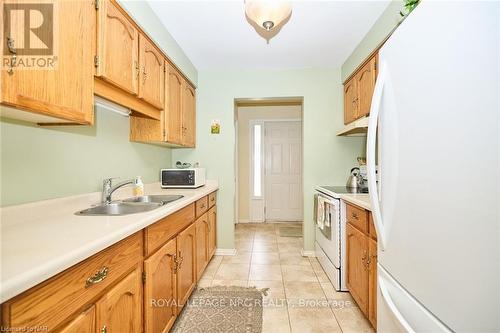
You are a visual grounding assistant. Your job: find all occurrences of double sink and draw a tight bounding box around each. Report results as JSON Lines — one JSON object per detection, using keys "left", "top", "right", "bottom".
{"left": 76, "top": 195, "right": 184, "bottom": 216}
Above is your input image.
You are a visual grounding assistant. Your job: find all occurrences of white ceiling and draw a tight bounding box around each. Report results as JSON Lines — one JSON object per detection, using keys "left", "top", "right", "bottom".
{"left": 148, "top": 1, "right": 390, "bottom": 70}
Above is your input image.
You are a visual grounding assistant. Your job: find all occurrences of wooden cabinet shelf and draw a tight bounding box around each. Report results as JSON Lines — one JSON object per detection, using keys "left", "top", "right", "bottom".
{"left": 345, "top": 202, "right": 377, "bottom": 329}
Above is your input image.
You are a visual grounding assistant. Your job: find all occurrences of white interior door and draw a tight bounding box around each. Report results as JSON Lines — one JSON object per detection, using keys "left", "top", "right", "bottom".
{"left": 264, "top": 121, "right": 302, "bottom": 221}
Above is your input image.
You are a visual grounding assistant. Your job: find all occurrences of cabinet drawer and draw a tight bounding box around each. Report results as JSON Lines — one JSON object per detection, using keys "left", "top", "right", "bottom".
{"left": 195, "top": 196, "right": 208, "bottom": 217}
{"left": 368, "top": 213, "right": 377, "bottom": 240}
{"left": 145, "top": 204, "right": 195, "bottom": 256}
{"left": 2, "top": 232, "right": 142, "bottom": 331}
{"left": 208, "top": 191, "right": 217, "bottom": 208}
{"left": 346, "top": 203, "right": 368, "bottom": 234}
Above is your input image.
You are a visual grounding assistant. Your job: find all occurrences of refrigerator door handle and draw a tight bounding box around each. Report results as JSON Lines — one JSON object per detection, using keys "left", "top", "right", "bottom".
{"left": 379, "top": 271, "right": 416, "bottom": 333}
{"left": 367, "top": 60, "right": 387, "bottom": 249}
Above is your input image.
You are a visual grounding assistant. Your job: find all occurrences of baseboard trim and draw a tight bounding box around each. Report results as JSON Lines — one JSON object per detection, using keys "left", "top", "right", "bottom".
{"left": 237, "top": 219, "right": 252, "bottom": 224}
{"left": 215, "top": 248, "right": 237, "bottom": 256}
{"left": 301, "top": 249, "right": 316, "bottom": 258}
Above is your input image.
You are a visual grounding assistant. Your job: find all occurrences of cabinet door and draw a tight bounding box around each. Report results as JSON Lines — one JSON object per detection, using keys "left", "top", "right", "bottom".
{"left": 195, "top": 213, "right": 210, "bottom": 280}
{"left": 97, "top": 0, "right": 139, "bottom": 95}
{"left": 208, "top": 206, "right": 217, "bottom": 258}
{"left": 176, "top": 223, "right": 197, "bottom": 310}
{"left": 368, "top": 238, "right": 378, "bottom": 328}
{"left": 165, "top": 64, "right": 183, "bottom": 144}
{"left": 138, "top": 35, "right": 164, "bottom": 109}
{"left": 343, "top": 78, "right": 358, "bottom": 124}
{"left": 181, "top": 82, "right": 196, "bottom": 147}
{"left": 346, "top": 224, "right": 369, "bottom": 316}
{"left": 96, "top": 267, "right": 142, "bottom": 333}
{"left": 56, "top": 306, "right": 95, "bottom": 333}
{"left": 356, "top": 55, "right": 377, "bottom": 119}
{"left": 1, "top": 0, "right": 94, "bottom": 124}
{"left": 144, "top": 238, "right": 177, "bottom": 333}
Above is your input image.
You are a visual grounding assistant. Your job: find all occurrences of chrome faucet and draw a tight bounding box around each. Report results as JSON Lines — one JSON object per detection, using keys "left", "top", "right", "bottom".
{"left": 102, "top": 177, "right": 139, "bottom": 204}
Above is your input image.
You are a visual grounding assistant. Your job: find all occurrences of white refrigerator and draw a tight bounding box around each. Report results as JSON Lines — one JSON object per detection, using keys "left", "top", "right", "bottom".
{"left": 366, "top": 1, "right": 500, "bottom": 332}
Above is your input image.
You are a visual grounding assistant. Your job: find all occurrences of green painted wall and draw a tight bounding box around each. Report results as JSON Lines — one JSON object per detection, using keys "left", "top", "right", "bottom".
{"left": 0, "top": 108, "right": 172, "bottom": 206}
{"left": 119, "top": 0, "right": 198, "bottom": 85}
{"left": 172, "top": 68, "right": 365, "bottom": 251}
{"left": 341, "top": 0, "right": 404, "bottom": 81}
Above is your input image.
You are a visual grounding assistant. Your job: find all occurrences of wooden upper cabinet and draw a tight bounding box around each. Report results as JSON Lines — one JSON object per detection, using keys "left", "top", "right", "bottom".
{"left": 195, "top": 213, "right": 210, "bottom": 280}
{"left": 343, "top": 78, "right": 358, "bottom": 124}
{"left": 0, "top": 0, "right": 94, "bottom": 124}
{"left": 95, "top": 267, "right": 142, "bottom": 333}
{"left": 343, "top": 52, "right": 378, "bottom": 125}
{"left": 356, "top": 55, "right": 377, "bottom": 119}
{"left": 56, "top": 306, "right": 95, "bottom": 333}
{"left": 139, "top": 35, "right": 164, "bottom": 109}
{"left": 176, "top": 223, "right": 196, "bottom": 311}
{"left": 346, "top": 224, "right": 369, "bottom": 316}
{"left": 182, "top": 82, "right": 196, "bottom": 147}
{"left": 144, "top": 238, "right": 177, "bottom": 333}
{"left": 165, "top": 64, "right": 183, "bottom": 144}
{"left": 96, "top": 0, "right": 139, "bottom": 95}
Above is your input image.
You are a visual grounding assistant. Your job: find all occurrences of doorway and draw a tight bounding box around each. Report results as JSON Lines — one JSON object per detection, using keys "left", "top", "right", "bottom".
{"left": 234, "top": 98, "right": 303, "bottom": 224}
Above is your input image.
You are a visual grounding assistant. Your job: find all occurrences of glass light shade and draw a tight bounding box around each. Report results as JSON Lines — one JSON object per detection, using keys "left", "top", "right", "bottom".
{"left": 245, "top": 0, "right": 292, "bottom": 31}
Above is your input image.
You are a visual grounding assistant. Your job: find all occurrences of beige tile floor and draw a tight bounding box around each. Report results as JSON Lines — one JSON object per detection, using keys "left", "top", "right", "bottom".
{"left": 198, "top": 222, "right": 374, "bottom": 333}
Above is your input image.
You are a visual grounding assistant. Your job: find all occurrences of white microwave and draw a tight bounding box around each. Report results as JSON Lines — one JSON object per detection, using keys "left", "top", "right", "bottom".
{"left": 160, "top": 168, "right": 206, "bottom": 188}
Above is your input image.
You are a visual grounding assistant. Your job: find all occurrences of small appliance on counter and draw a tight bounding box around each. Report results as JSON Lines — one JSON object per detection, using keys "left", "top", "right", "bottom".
{"left": 161, "top": 167, "right": 206, "bottom": 188}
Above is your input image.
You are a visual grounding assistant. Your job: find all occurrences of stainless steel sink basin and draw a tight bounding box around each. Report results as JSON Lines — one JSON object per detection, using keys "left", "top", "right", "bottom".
{"left": 76, "top": 195, "right": 183, "bottom": 216}
{"left": 122, "top": 195, "right": 184, "bottom": 205}
{"left": 76, "top": 202, "right": 163, "bottom": 216}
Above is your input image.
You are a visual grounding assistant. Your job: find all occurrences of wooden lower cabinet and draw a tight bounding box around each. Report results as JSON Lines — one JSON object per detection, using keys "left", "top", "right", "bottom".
{"left": 346, "top": 209, "right": 378, "bottom": 329}
{"left": 346, "top": 224, "right": 369, "bottom": 315}
{"left": 1, "top": 192, "right": 218, "bottom": 333}
{"left": 144, "top": 238, "right": 177, "bottom": 333}
{"left": 176, "top": 223, "right": 197, "bottom": 311}
{"left": 56, "top": 306, "right": 95, "bottom": 333}
{"left": 208, "top": 206, "right": 217, "bottom": 258}
{"left": 195, "top": 213, "right": 210, "bottom": 280}
{"left": 95, "top": 267, "right": 142, "bottom": 333}
{"left": 368, "top": 238, "right": 378, "bottom": 328}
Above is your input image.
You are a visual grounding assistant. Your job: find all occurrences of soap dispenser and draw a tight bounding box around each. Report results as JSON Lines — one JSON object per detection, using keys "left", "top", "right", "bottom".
{"left": 134, "top": 176, "right": 144, "bottom": 197}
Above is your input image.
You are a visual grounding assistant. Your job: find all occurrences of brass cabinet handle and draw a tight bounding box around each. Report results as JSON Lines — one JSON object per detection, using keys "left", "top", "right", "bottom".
{"left": 135, "top": 61, "right": 139, "bottom": 80}
{"left": 85, "top": 267, "right": 109, "bottom": 287}
{"left": 172, "top": 254, "right": 178, "bottom": 273}
{"left": 142, "top": 66, "right": 147, "bottom": 84}
{"left": 361, "top": 252, "right": 368, "bottom": 270}
{"left": 351, "top": 212, "right": 358, "bottom": 220}
{"left": 176, "top": 251, "right": 184, "bottom": 269}
{"left": 101, "top": 325, "right": 107, "bottom": 333}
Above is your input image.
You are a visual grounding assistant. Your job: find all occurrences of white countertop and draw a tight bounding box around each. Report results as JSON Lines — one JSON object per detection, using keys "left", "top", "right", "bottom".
{"left": 340, "top": 193, "right": 372, "bottom": 211}
{"left": 0, "top": 180, "right": 218, "bottom": 303}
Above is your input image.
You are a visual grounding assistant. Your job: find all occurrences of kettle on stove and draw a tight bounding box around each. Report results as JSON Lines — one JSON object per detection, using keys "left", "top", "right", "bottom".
{"left": 346, "top": 167, "right": 362, "bottom": 189}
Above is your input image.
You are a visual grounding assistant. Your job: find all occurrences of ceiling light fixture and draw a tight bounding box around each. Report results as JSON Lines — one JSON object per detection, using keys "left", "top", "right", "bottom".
{"left": 245, "top": 0, "right": 292, "bottom": 42}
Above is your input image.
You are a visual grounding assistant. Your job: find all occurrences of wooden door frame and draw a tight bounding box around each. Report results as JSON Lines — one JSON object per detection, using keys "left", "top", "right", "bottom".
{"left": 234, "top": 97, "right": 304, "bottom": 224}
